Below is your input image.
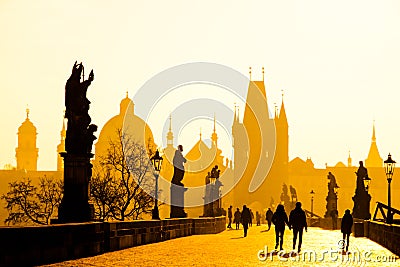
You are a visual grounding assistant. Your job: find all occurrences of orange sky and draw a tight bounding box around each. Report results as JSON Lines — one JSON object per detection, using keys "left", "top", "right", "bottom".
{"left": 1, "top": 0, "right": 400, "bottom": 170}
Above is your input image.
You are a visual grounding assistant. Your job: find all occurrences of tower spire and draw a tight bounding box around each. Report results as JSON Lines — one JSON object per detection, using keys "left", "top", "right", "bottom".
{"left": 169, "top": 114, "right": 172, "bottom": 132}
{"left": 211, "top": 113, "right": 218, "bottom": 147}
{"left": 213, "top": 113, "right": 216, "bottom": 133}
{"left": 278, "top": 91, "right": 288, "bottom": 125}
{"left": 365, "top": 121, "right": 383, "bottom": 167}
{"left": 61, "top": 118, "right": 66, "bottom": 140}
{"left": 372, "top": 120, "right": 376, "bottom": 142}
{"left": 348, "top": 150, "right": 352, "bottom": 167}
{"left": 166, "top": 114, "right": 174, "bottom": 147}
{"left": 26, "top": 106, "right": 30, "bottom": 119}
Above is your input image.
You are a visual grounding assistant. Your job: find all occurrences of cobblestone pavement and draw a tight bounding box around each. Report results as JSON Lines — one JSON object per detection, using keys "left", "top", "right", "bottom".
{"left": 44, "top": 226, "right": 398, "bottom": 267}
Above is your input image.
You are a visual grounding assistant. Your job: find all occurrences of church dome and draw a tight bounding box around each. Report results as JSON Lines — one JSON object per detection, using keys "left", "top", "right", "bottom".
{"left": 94, "top": 94, "right": 155, "bottom": 162}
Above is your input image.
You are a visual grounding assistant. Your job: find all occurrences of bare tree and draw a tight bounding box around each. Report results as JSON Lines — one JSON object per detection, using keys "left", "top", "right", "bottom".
{"left": 90, "top": 166, "right": 119, "bottom": 221}
{"left": 1, "top": 177, "right": 63, "bottom": 225}
{"left": 91, "top": 129, "right": 155, "bottom": 221}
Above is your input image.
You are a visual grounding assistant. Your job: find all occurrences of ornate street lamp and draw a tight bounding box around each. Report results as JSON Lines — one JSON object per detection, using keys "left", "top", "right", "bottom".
{"left": 384, "top": 153, "right": 396, "bottom": 224}
{"left": 363, "top": 176, "right": 371, "bottom": 192}
{"left": 310, "top": 190, "right": 315, "bottom": 217}
{"left": 151, "top": 150, "right": 163, "bottom": 220}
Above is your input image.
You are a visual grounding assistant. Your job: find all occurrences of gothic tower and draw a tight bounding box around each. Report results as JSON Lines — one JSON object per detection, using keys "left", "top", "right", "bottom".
{"left": 274, "top": 94, "right": 289, "bottom": 183}
{"left": 232, "top": 67, "right": 283, "bottom": 210}
{"left": 15, "top": 108, "right": 38, "bottom": 171}
{"left": 57, "top": 117, "right": 66, "bottom": 172}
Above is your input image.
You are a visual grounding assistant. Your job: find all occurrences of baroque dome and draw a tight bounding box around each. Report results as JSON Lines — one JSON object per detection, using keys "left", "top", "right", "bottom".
{"left": 94, "top": 94, "right": 155, "bottom": 162}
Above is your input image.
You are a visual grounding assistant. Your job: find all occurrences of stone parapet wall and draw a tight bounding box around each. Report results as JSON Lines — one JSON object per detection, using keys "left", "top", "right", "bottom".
{"left": 364, "top": 221, "right": 400, "bottom": 256}
{"left": 0, "top": 216, "right": 225, "bottom": 266}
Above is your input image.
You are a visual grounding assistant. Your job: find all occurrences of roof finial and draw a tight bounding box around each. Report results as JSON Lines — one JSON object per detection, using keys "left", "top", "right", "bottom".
{"left": 126, "top": 91, "right": 129, "bottom": 98}
{"left": 262, "top": 66, "right": 265, "bottom": 81}
{"left": 213, "top": 113, "right": 216, "bottom": 133}
{"left": 26, "top": 105, "right": 30, "bottom": 119}
{"left": 200, "top": 127, "right": 202, "bottom": 140}
{"left": 249, "top": 66, "right": 252, "bottom": 80}
{"left": 169, "top": 114, "right": 172, "bottom": 131}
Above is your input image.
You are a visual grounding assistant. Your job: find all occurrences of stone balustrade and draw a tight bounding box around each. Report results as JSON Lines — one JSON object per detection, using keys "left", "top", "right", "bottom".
{"left": 364, "top": 220, "right": 400, "bottom": 256}
{"left": 0, "top": 216, "right": 226, "bottom": 266}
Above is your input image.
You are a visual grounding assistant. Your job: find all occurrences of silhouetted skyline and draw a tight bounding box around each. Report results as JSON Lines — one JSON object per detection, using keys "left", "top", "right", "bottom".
{"left": 1, "top": 1, "right": 400, "bottom": 171}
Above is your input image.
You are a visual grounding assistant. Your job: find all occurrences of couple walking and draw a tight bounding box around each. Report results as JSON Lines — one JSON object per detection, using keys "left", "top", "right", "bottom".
{"left": 272, "top": 202, "right": 307, "bottom": 252}
{"left": 231, "top": 205, "right": 252, "bottom": 236}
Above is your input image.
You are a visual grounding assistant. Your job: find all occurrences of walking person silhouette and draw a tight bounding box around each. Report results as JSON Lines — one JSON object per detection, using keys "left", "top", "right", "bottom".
{"left": 272, "top": 204, "right": 289, "bottom": 251}
{"left": 341, "top": 209, "right": 353, "bottom": 252}
{"left": 227, "top": 205, "right": 233, "bottom": 229}
{"left": 289, "top": 202, "right": 307, "bottom": 252}
{"left": 266, "top": 208, "right": 273, "bottom": 231}
{"left": 241, "top": 205, "right": 251, "bottom": 237}
{"left": 234, "top": 208, "right": 241, "bottom": 230}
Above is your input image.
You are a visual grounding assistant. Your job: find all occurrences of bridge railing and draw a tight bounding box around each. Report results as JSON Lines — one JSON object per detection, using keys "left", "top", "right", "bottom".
{"left": 0, "top": 216, "right": 226, "bottom": 266}
{"left": 363, "top": 220, "right": 400, "bottom": 256}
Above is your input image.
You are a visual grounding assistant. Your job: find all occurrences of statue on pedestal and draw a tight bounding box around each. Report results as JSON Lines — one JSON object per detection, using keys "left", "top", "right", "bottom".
{"left": 324, "top": 172, "right": 339, "bottom": 229}
{"left": 352, "top": 161, "right": 371, "bottom": 219}
{"left": 58, "top": 62, "right": 97, "bottom": 223}
{"left": 170, "top": 145, "right": 187, "bottom": 218}
{"left": 203, "top": 165, "right": 223, "bottom": 217}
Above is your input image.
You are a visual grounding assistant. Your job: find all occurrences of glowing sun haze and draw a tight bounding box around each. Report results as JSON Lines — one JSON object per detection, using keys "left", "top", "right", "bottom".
{"left": 1, "top": 0, "right": 400, "bottom": 170}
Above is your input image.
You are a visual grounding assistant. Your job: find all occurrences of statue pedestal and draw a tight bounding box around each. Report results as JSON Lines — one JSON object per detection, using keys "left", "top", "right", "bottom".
{"left": 58, "top": 153, "right": 93, "bottom": 223}
{"left": 170, "top": 185, "right": 187, "bottom": 218}
{"left": 352, "top": 189, "right": 371, "bottom": 220}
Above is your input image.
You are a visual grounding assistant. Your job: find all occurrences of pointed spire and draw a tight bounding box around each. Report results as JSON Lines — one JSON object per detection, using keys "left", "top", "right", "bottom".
{"left": 365, "top": 120, "right": 383, "bottom": 167}
{"left": 278, "top": 91, "right": 288, "bottom": 125}
{"left": 61, "top": 118, "right": 66, "bottom": 137}
{"left": 372, "top": 120, "right": 376, "bottom": 142}
{"left": 249, "top": 66, "right": 252, "bottom": 81}
{"left": 166, "top": 114, "right": 174, "bottom": 146}
{"left": 348, "top": 150, "right": 352, "bottom": 167}
{"left": 211, "top": 113, "right": 218, "bottom": 147}
{"left": 262, "top": 66, "right": 265, "bottom": 81}
{"left": 213, "top": 113, "right": 216, "bottom": 133}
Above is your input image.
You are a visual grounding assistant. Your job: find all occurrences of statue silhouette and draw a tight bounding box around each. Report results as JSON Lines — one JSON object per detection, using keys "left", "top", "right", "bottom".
{"left": 65, "top": 61, "right": 97, "bottom": 155}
